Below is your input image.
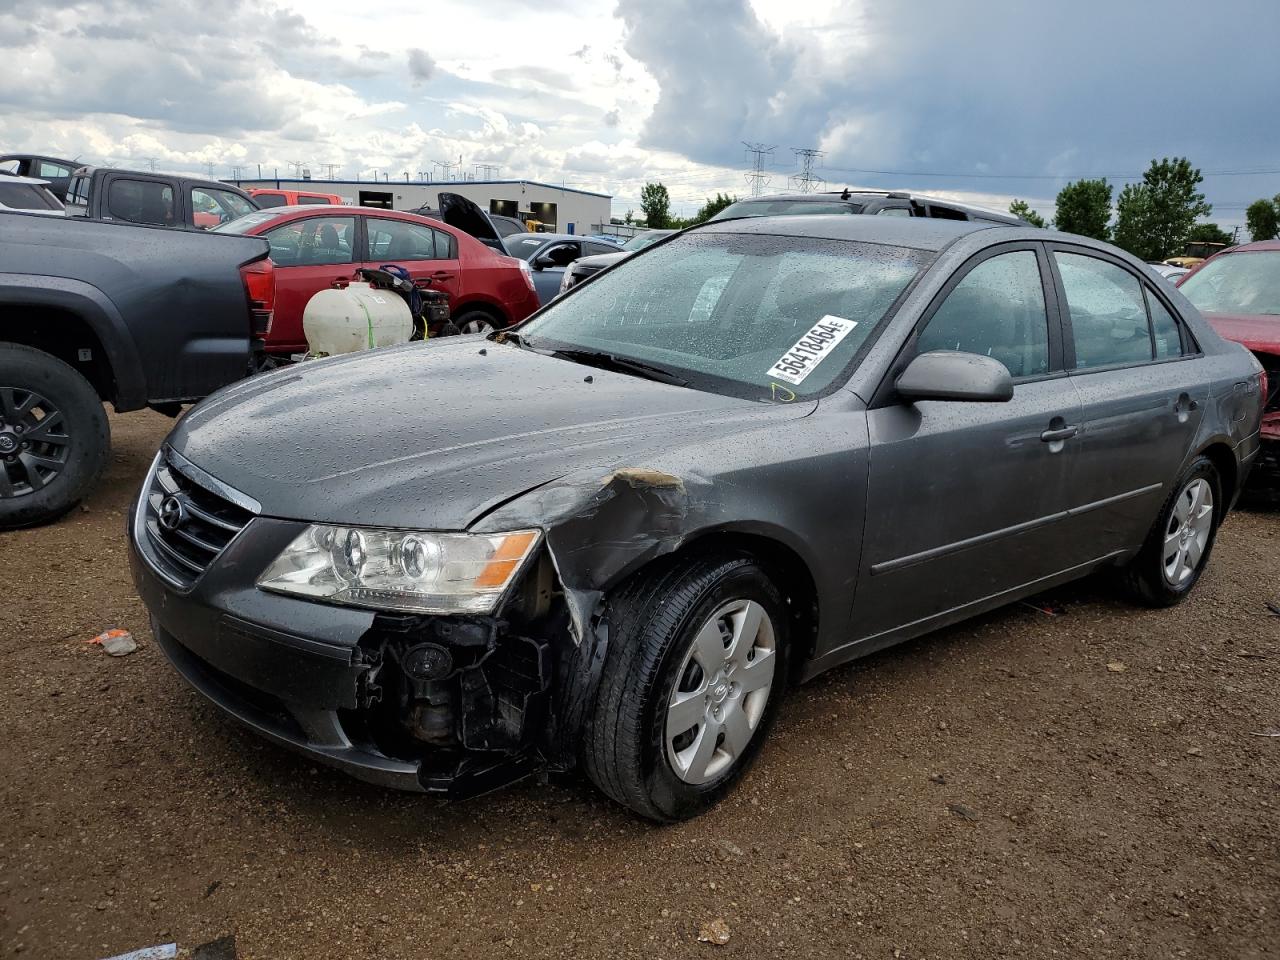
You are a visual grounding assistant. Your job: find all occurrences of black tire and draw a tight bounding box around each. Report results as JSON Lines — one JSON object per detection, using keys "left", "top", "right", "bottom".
{"left": 453, "top": 308, "right": 502, "bottom": 335}
{"left": 582, "top": 554, "right": 790, "bottom": 822}
{"left": 0, "top": 344, "right": 110, "bottom": 530}
{"left": 1119, "top": 455, "right": 1222, "bottom": 607}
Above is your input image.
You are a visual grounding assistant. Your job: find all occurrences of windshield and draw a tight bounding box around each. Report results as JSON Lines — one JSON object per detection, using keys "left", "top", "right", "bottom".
{"left": 213, "top": 210, "right": 283, "bottom": 234}
{"left": 712, "top": 199, "right": 863, "bottom": 220}
{"left": 506, "top": 235, "right": 552, "bottom": 260}
{"left": 622, "top": 230, "right": 671, "bottom": 251}
{"left": 1180, "top": 251, "right": 1280, "bottom": 316}
{"left": 519, "top": 232, "right": 926, "bottom": 401}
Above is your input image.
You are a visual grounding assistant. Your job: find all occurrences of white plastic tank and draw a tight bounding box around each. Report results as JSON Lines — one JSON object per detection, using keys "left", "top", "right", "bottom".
{"left": 302, "top": 281, "right": 413, "bottom": 357}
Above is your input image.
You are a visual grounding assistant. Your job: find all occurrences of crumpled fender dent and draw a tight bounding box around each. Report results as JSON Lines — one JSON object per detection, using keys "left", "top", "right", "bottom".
{"left": 473, "top": 465, "right": 708, "bottom": 643}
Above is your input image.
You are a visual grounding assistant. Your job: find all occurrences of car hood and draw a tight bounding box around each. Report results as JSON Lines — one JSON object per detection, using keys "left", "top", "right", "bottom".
{"left": 170, "top": 339, "right": 814, "bottom": 530}
{"left": 572, "top": 251, "right": 629, "bottom": 271}
{"left": 1202, "top": 312, "right": 1280, "bottom": 354}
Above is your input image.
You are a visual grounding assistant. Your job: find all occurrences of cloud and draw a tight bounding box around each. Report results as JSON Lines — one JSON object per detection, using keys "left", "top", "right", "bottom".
{"left": 604, "top": 109, "right": 621, "bottom": 128}
{"left": 407, "top": 48, "right": 436, "bottom": 85}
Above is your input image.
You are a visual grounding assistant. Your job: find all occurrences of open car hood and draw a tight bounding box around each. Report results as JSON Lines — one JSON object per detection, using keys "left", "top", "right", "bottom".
{"left": 1202, "top": 312, "right": 1280, "bottom": 355}
{"left": 438, "top": 192, "right": 504, "bottom": 250}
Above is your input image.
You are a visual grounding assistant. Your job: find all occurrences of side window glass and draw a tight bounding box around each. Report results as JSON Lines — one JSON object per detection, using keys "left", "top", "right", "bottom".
{"left": 916, "top": 250, "right": 1050, "bottom": 378}
{"left": 1147, "top": 290, "right": 1183, "bottom": 358}
{"left": 876, "top": 207, "right": 912, "bottom": 217}
{"left": 433, "top": 229, "right": 456, "bottom": 260}
{"left": 1055, "top": 253, "right": 1153, "bottom": 368}
{"left": 254, "top": 192, "right": 287, "bottom": 209}
{"left": 366, "top": 219, "right": 442, "bottom": 261}
{"left": 263, "top": 217, "right": 355, "bottom": 267}
{"left": 107, "top": 179, "right": 174, "bottom": 226}
{"left": 191, "top": 188, "right": 254, "bottom": 228}
{"left": 39, "top": 162, "right": 71, "bottom": 178}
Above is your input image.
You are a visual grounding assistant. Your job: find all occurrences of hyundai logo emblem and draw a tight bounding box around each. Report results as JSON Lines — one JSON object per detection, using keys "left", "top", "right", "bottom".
{"left": 158, "top": 495, "right": 186, "bottom": 532}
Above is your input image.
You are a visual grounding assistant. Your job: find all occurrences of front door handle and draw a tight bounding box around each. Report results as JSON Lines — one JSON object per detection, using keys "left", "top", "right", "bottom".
{"left": 1040, "top": 425, "right": 1078, "bottom": 443}
{"left": 431, "top": 270, "right": 454, "bottom": 279}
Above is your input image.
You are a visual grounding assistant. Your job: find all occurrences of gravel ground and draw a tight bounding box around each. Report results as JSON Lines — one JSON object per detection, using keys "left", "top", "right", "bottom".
{"left": 2, "top": 410, "right": 1278, "bottom": 960}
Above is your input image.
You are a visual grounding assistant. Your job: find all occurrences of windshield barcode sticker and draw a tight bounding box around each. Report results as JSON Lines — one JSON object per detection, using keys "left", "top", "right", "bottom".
{"left": 767, "top": 315, "right": 858, "bottom": 385}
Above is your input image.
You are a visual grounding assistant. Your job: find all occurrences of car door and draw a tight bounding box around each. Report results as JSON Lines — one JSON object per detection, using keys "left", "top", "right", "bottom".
{"left": 1048, "top": 245, "right": 1209, "bottom": 556}
{"left": 530, "top": 241, "right": 583, "bottom": 304}
{"left": 362, "top": 215, "right": 461, "bottom": 307}
{"left": 259, "top": 214, "right": 360, "bottom": 354}
{"left": 852, "top": 244, "right": 1082, "bottom": 643}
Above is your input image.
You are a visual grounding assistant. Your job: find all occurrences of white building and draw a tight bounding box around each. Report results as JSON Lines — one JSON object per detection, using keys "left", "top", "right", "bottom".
{"left": 230, "top": 177, "right": 613, "bottom": 236}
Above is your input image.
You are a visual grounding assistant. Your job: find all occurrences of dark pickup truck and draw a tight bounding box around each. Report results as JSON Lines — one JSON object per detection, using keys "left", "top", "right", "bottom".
{"left": 0, "top": 213, "right": 273, "bottom": 528}
{"left": 65, "top": 167, "right": 258, "bottom": 231}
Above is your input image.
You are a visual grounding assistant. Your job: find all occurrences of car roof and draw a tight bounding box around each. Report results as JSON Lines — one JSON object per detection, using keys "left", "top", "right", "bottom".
{"left": 697, "top": 213, "right": 1010, "bottom": 251}
{"left": 1206, "top": 239, "right": 1280, "bottom": 254}
{"left": 728, "top": 191, "right": 1020, "bottom": 223}
{"left": 0, "top": 153, "right": 78, "bottom": 166}
{"left": 505, "top": 232, "right": 583, "bottom": 243}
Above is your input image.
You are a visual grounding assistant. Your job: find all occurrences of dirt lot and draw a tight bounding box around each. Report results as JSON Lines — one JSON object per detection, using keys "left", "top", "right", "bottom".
{"left": 2, "top": 410, "right": 1278, "bottom": 960}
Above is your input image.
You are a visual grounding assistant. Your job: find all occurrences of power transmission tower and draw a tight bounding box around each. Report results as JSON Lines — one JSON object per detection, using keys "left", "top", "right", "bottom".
{"left": 144, "top": 157, "right": 159, "bottom": 172}
{"left": 432, "top": 158, "right": 460, "bottom": 180}
{"left": 320, "top": 163, "right": 340, "bottom": 180}
{"left": 287, "top": 159, "right": 307, "bottom": 178}
{"left": 475, "top": 163, "right": 500, "bottom": 179}
{"left": 230, "top": 165, "right": 243, "bottom": 180}
{"left": 742, "top": 142, "right": 775, "bottom": 196}
{"left": 206, "top": 161, "right": 216, "bottom": 179}
{"left": 789, "top": 148, "right": 826, "bottom": 193}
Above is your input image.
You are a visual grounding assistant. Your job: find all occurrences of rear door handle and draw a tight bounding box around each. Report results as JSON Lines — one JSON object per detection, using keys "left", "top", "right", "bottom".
{"left": 1040, "top": 425, "right": 1078, "bottom": 442}
{"left": 431, "top": 270, "right": 454, "bottom": 279}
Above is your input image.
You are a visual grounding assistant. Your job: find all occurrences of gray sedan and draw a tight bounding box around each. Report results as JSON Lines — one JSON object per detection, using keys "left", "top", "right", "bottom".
{"left": 129, "top": 215, "right": 1265, "bottom": 821}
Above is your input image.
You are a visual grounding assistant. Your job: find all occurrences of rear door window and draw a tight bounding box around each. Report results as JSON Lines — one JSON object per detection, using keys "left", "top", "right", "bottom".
{"left": 38, "top": 161, "right": 72, "bottom": 179}
{"left": 1147, "top": 290, "right": 1184, "bottom": 359}
{"left": 0, "top": 182, "right": 61, "bottom": 210}
{"left": 107, "top": 178, "right": 175, "bottom": 226}
{"left": 1055, "top": 252, "right": 1154, "bottom": 368}
{"left": 365, "top": 218, "right": 455, "bottom": 261}
{"left": 191, "top": 187, "right": 256, "bottom": 228}
{"left": 297, "top": 195, "right": 333, "bottom": 205}
{"left": 253, "top": 192, "right": 287, "bottom": 209}
{"left": 263, "top": 216, "right": 356, "bottom": 266}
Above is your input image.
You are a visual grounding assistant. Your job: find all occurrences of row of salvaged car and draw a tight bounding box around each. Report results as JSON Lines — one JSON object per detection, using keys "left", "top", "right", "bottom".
{"left": 1, "top": 156, "right": 1276, "bottom": 823}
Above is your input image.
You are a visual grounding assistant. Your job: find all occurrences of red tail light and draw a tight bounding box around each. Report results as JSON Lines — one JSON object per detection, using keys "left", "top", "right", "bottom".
{"left": 240, "top": 257, "right": 275, "bottom": 335}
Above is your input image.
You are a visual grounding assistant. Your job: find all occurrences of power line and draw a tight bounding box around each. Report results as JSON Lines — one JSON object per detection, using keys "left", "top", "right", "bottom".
{"left": 821, "top": 163, "right": 1280, "bottom": 181}
{"left": 790, "top": 148, "right": 825, "bottom": 193}
{"left": 742, "top": 142, "right": 775, "bottom": 197}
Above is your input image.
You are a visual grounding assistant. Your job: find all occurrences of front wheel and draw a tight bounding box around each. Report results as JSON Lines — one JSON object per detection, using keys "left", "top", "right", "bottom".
{"left": 1119, "top": 456, "right": 1221, "bottom": 606}
{"left": 0, "top": 344, "right": 110, "bottom": 530}
{"left": 583, "top": 554, "right": 789, "bottom": 821}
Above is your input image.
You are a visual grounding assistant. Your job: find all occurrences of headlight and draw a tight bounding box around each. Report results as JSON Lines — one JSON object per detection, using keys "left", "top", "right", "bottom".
{"left": 257, "top": 525, "right": 540, "bottom": 615}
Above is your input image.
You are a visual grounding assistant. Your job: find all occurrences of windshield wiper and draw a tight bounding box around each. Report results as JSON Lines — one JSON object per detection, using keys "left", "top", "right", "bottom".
{"left": 548, "top": 348, "right": 690, "bottom": 387}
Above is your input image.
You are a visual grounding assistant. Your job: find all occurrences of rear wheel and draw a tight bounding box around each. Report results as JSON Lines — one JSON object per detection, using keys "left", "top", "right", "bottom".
{"left": 1119, "top": 456, "right": 1221, "bottom": 606}
{"left": 583, "top": 554, "right": 789, "bottom": 822}
{"left": 0, "top": 344, "right": 109, "bottom": 529}
{"left": 453, "top": 309, "right": 502, "bottom": 335}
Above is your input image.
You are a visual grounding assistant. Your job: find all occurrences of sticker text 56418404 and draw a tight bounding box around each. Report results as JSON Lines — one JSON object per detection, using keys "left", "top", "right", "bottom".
{"left": 766, "top": 315, "right": 859, "bottom": 386}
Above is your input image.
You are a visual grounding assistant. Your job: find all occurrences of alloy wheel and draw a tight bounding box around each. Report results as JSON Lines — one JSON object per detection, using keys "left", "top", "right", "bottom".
{"left": 665, "top": 598, "right": 777, "bottom": 785}
{"left": 1162, "top": 477, "right": 1213, "bottom": 585}
{"left": 459, "top": 318, "right": 495, "bottom": 335}
{"left": 0, "top": 387, "right": 71, "bottom": 499}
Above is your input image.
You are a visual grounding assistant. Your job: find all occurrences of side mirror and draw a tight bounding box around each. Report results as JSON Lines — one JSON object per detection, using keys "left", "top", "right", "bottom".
{"left": 532, "top": 254, "right": 555, "bottom": 270}
{"left": 896, "top": 351, "right": 1013, "bottom": 403}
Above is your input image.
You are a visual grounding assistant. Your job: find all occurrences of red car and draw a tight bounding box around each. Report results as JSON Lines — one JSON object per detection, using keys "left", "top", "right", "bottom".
{"left": 1177, "top": 239, "right": 1280, "bottom": 489}
{"left": 215, "top": 200, "right": 540, "bottom": 357}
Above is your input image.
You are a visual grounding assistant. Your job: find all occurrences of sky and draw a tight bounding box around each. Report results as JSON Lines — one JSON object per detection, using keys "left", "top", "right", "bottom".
{"left": 2, "top": 0, "right": 1278, "bottom": 231}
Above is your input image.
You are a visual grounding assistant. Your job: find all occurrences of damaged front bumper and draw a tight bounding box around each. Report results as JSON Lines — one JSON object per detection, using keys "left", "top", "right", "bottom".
{"left": 129, "top": 509, "right": 561, "bottom": 799}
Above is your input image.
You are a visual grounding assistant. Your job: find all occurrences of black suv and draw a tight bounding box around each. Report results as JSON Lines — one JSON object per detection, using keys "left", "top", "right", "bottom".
{"left": 711, "top": 190, "right": 1023, "bottom": 224}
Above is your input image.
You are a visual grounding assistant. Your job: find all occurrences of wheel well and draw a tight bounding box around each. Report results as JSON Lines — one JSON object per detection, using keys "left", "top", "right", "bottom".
{"left": 1199, "top": 442, "right": 1237, "bottom": 508}
{"left": 667, "top": 531, "right": 820, "bottom": 674}
{"left": 452, "top": 299, "right": 508, "bottom": 326}
{"left": 0, "top": 306, "right": 115, "bottom": 402}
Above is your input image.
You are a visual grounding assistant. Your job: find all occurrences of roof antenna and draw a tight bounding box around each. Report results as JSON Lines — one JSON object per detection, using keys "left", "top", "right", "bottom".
{"left": 840, "top": 187, "right": 851, "bottom": 200}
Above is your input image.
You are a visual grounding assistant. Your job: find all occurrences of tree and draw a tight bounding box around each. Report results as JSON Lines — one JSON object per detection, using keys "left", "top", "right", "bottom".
{"left": 1008, "top": 199, "right": 1046, "bottom": 228}
{"left": 1186, "top": 222, "right": 1234, "bottom": 246}
{"left": 691, "top": 192, "right": 738, "bottom": 224}
{"left": 624, "top": 209, "right": 635, "bottom": 226}
{"left": 640, "top": 182, "right": 671, "bottom": 230}
{"left": 1053, "top": 178, "right": 1112, "bottom": 240}
{"left": 1112, "top": 157, "right": 1211, "bottom": 261}
{"left": 1245, "top": 197, "right": 1279, "bottom": 242}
